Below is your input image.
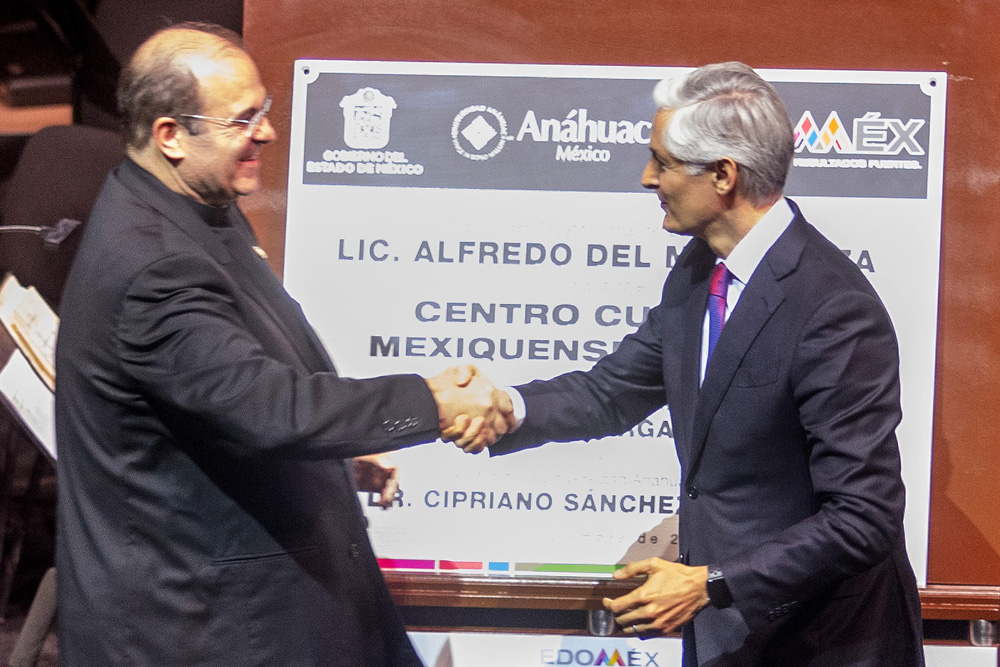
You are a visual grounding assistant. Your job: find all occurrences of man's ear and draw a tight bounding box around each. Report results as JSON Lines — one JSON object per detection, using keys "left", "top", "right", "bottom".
{"left": 151, "top": 117, "right": 185, "bottom": 161}
{"left": 711, "top": 158, "right": 739, "bottom": 195}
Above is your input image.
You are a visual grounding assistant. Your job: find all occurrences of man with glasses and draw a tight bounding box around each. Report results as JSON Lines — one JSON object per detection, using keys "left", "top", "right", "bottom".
{"left": 55, "top": 22, "right": 510, "bottom": 667}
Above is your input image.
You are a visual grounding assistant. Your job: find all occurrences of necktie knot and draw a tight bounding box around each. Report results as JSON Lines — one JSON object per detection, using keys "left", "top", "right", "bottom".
{"left": 709, "top": 262, "right": 731, "bottom": 299}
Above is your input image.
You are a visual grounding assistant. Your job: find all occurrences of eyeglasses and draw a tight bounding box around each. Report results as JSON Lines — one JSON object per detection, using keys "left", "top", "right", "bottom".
{"left": 178, "top": 96, "right": 272, "bottom": 138}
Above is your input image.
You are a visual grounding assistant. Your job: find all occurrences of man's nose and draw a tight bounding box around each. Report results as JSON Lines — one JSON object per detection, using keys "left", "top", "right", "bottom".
{"left": 640, "top": 160, "right": 659, "bottom": 189}
{"left": 253, "top": 116, "right": 277, "bottom": 144}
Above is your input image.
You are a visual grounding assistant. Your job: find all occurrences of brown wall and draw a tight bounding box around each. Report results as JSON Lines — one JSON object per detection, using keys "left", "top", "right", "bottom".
{"left": 243, "top": 0, "right": 1000, "bottom": 587}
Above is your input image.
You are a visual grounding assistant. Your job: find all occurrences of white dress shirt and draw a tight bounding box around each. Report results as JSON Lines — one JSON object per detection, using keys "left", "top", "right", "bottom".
{"left": 699, "top": 199, "right": 794, "bottom": 384}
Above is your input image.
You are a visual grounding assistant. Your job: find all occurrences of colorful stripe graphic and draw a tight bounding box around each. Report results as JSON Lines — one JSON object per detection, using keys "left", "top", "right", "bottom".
{"left": 515, "top": 562, "right": 620, "bottom": 574}
{"left": 438, "top": 560, "right": 483, "bottom": 570}
{"left": 376, "top": 558, "right": 623, "bottom": 575}
{"left": 377, "top": 558, "right": 435, "bottom": 570}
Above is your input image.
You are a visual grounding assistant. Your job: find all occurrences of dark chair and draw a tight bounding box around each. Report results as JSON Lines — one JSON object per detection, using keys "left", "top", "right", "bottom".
{"left": 0, "top": 123, "right": 125, "bottom": 311}
{"left": 0, "top": 123, "right": 123, "bottom": 667}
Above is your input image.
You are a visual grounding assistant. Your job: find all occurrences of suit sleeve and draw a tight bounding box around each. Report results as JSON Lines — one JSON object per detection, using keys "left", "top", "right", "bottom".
{"left": 491, "top": 293, "right": 670, "bottom": 454}
{"left": 721, "top": 287, "right": 906, "bottom": 629}
{"left": 115, "top": 252, "right": 441, "bottom": 460}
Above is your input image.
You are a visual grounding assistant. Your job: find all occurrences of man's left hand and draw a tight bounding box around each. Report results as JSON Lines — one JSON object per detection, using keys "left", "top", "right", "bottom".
{"left": 353, "top": 454, "right": 399, "bottom": 509}
{"left": 603, "top": 558, "right": 711, "bottom": 635}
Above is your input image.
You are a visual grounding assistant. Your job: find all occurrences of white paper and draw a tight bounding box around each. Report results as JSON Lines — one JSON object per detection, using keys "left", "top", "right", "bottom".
{"left": 0, "top": 349, "right": 56, "bottom": 459}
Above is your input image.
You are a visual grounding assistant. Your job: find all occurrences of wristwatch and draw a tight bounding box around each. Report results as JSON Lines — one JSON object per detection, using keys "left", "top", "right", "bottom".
{"left": 706, "top": 565, "right": 733, "bottom": 608}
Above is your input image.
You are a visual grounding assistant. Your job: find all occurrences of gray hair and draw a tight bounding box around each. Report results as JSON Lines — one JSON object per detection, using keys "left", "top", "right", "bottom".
{"left": 117, "top": 22, "right": 244, "bottom": 149}
{"left": 652, "top": 62, "right": 793, "bottom": 207}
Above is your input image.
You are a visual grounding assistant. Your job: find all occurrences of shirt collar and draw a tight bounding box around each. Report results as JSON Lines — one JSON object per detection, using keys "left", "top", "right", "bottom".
{"left": 123, "top": 156, "right": 235, "bottom": 228}
{"left": 721, "top": 198, "right": 794, "bottom": 284}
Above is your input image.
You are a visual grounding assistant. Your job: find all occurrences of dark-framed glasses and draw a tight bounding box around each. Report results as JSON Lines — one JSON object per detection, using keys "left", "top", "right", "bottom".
{"left": 178, "top": 96, "right": 272, "bottom": 138}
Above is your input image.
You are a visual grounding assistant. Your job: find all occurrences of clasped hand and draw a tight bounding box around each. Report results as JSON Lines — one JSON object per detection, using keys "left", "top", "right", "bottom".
{"left": 426, "top": 365, "right": 515, "bottom": 453}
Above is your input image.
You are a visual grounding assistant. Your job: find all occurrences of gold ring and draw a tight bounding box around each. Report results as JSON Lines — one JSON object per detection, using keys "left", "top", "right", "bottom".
{"left": 632, "top": 624, "right": 639, "bottom": 634}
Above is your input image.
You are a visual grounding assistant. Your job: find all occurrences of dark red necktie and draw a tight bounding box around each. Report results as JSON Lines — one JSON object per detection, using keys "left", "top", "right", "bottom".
{"left": 707, "top": 262, "right": 732, "bottom": 363}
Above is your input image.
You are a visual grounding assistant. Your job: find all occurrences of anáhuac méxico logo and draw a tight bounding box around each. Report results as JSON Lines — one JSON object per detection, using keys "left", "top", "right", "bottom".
{"left": 450, "top": 106, "right": 652, "bottom": 162}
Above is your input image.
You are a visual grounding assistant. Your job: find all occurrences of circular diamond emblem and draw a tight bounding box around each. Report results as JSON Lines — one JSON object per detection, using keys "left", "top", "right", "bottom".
{"left": 451, "top": 105, "right": 508, "bottom": 160}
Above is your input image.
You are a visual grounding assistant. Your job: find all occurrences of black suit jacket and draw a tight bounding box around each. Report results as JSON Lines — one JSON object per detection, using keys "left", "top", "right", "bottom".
{"left": 493, "top": 201, "right": 923, "bottom": 666}
{"left": 55, "top": 158, "right": 437, "bottom": 666}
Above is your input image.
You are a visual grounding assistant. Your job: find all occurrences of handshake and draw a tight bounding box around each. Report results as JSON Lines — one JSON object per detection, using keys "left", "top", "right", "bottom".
{"left": 425, "top": 365, "right": 516, "bottom": 453}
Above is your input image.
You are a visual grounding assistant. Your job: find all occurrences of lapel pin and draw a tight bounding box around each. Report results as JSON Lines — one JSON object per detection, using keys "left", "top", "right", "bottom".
{"left": 252, "top": 245, "right": 269, "bottom": 260}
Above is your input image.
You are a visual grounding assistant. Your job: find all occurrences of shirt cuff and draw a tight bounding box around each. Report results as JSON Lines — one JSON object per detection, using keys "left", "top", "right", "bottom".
{"left": 502, "top": 386, "right": 526, "bottom": 430}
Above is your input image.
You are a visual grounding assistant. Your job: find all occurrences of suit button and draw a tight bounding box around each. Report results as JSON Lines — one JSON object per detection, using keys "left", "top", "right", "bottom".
{"left": 687, "top": 486, "right": 699, "bottom": 499}
{"left": 349, "top": 543, "right": 360, "bottom": 560}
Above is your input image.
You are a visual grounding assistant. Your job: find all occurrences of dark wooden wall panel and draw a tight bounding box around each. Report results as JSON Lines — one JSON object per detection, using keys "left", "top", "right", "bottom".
{"left": 242, "top": 0, "right": 1000, "bottom": 587}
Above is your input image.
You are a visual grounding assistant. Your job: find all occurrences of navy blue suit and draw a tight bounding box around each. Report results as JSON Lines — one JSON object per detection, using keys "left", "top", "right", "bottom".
{"left": 493, "top": 201, "right": 923, "bottom": 666}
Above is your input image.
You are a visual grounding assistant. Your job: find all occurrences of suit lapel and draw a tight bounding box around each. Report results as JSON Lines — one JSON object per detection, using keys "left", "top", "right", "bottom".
{"left": 685, "top": 211, "right": 808, "bottom": 477}
{"left": 222, "top": 213, "right": 337, "bottom": 374}
{"left": 669, "top": 243, "right": 715, "bottom": 464}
